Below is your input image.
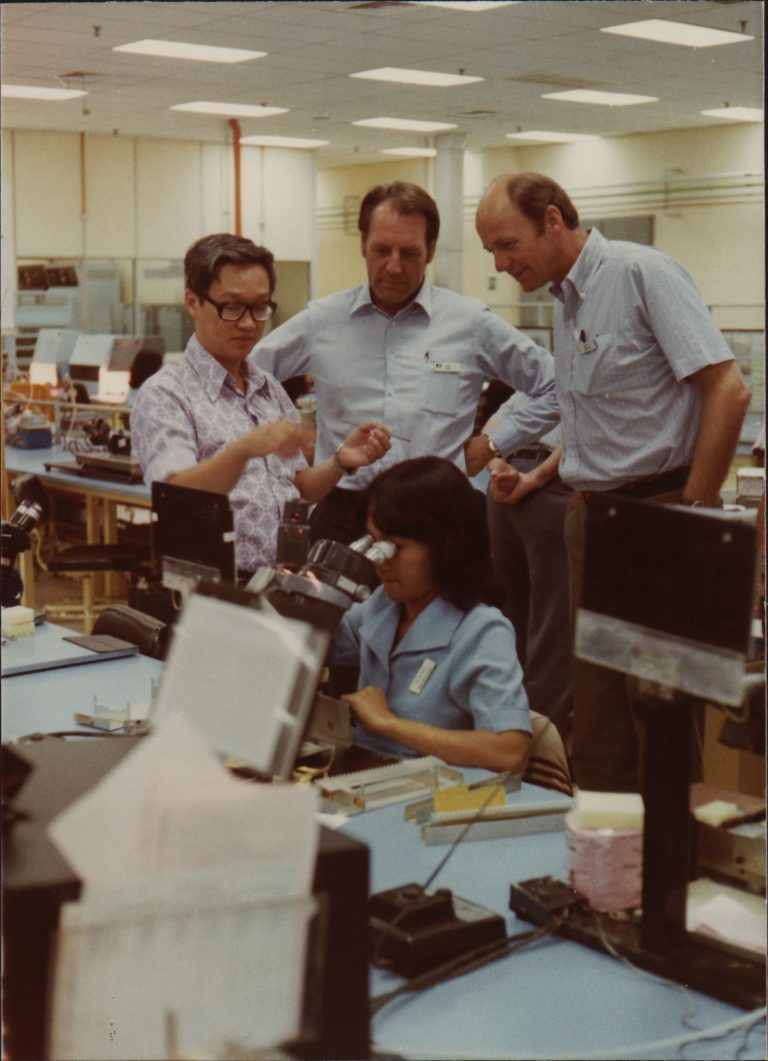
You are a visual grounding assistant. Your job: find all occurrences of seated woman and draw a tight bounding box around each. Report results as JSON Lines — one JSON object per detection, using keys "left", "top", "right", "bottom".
{"left": 331, "top": 456, "right": 532, "bottom": 774}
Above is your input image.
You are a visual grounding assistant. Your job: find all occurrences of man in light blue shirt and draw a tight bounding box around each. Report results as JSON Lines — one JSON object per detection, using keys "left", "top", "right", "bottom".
{"left": 254, "top": 181, "right": 559, "bottom": 543}
{"left": 476, "top": 172, "right": 751, "bottom": 792}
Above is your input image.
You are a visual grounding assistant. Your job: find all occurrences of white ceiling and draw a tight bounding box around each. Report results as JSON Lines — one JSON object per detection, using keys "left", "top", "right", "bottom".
{"left": 1, "top": 0, "right": 763, "bottom": 167}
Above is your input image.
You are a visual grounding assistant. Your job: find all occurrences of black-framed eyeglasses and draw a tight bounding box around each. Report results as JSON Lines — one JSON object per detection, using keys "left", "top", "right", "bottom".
{"left": 202, "top": 294, "right": 277, "bottom": 322}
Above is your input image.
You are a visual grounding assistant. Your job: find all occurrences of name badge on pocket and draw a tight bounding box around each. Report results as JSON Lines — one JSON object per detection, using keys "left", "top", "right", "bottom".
{"left": 577, "top": 329, "right": 597, "bottom": 355}
{"left": 431, "top": 361, "right": 461, "bottom": 374}
{"left": 409, "top": 658, "right": 437, "bottom": 694}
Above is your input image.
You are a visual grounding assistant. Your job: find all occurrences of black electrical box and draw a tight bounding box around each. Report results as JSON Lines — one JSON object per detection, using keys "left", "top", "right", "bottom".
{"left": 369, "top": 881, "right": 507, "bottom": 979}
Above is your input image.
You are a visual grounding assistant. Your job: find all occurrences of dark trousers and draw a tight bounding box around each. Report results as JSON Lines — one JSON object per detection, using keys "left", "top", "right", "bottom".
{"left": 486, "top": 459, "right": 573, "bottom": 738}
{"left": 310, "top": 488, "right": 367, "bottom": 546}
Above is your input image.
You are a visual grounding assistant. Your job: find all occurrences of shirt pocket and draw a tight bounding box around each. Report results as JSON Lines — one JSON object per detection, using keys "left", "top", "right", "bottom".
{"left": 570, "top": 333, "right": 614, "bottom": 396}
{"left": 420, "top": 362, "right": 462, "bottom": 414}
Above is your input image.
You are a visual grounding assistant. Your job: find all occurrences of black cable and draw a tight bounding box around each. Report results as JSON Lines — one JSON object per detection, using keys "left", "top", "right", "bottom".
{"left": 15, "top": 729, "right": 147, "bottom": 741}
{"left": 370, "top": 918, "right": 559, "bottom": 1015}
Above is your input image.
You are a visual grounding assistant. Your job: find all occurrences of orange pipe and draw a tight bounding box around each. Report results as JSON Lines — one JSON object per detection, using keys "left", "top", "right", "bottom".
{"left": 228, "top": 119, "right": 242, "bottom": 235}
{"left": 80, "top": 131, "right": 87, "bottom": 218}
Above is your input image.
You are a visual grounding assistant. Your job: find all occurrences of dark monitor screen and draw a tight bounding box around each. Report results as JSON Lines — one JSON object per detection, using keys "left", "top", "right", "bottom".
{"left": 151, "top": 481, "right": 236, "bottom": 592}
{"left": 45, "top": 266, "right": 79, "bottom": 287}
{"left": 18, "top": 264, "right": 48, "bottom": 291}
{"left": 582, "top": 493, "right": 754, "bottom": 654}
{"left": 577, "top": 493, "right": 756, "bottom": 705}
{"left": 68, "top": 364, "right": 100, "bottom": 383}
{"left": 110, "top": 335, "right": 166, "bottom": 372}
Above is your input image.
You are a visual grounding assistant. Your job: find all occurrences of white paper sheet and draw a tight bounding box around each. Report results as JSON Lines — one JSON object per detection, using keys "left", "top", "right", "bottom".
{"left": 47, "top": 712, "right": 320, "bottom": 1059}
{"left": 150, "top": 591, "right": 328, "bottom": 774}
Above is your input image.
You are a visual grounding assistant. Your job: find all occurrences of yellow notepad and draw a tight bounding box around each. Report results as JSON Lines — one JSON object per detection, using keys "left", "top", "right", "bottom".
{"left": 434, "top": 784, "right": 507, "bottom": 815}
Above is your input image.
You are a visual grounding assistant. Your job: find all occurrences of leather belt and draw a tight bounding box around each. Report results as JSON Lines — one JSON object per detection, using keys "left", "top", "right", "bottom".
{"left": 607, "top": 465, "right": 690, "bottom": 500}
{"left": 326, "top": 487, "right": 362, "bottom": 504}
{"left": 507, "top": 447, "right": 553, "bottom": 462}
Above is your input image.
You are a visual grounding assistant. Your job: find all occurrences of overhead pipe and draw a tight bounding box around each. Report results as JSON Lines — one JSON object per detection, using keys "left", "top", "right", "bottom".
{"left": 228, "top": 119, "right": 242, "bottom": 235}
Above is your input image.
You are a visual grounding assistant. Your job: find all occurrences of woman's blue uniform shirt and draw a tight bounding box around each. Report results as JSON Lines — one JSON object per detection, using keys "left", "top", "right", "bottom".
{"left": 330, "top": 587, "right": 531, "bottom": 761}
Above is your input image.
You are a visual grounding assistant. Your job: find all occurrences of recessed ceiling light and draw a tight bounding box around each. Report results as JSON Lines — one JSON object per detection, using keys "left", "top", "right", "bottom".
{"left": 353, "top": 117, "right": 458, "bottom": 132}
{"left": 506, "top": 130, "right": 600, "bottom": 143}
{"left": 410, "top": 2, "right": 520, "bottom": 10}
{"left": 601, "top": 19, "right": 753, "bottom": 49}
{"left": 543, "top": 89, "right": 658, "bottom": 107}
{"left": 113, "top": 39, "right": 266, "bottom": 63}
{"left": 171, "top": 102, "right": 288, "bottom": 118}
{"left": 1, "top": 84, "right": 87, "bottom": 101}
{"left": 700, "top": 107, "right": 763, "bottom": 122}
{"left": 351, "top": 67, "right": 482, "bottom": 88}
{"left": 382, "top": 147, "right": 438, "bottom": 158}
{"left": 239, "top": 136, "right": 329, "bottom": 149}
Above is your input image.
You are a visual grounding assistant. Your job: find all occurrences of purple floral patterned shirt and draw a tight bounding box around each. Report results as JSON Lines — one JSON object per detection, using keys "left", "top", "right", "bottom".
{"left": 131, "top": 334, "right": 306, "bottom": 571}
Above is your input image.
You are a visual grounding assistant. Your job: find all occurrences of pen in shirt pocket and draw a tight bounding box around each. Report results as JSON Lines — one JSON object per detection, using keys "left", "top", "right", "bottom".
{"left": 341, "top": 418, "right": 409, "bottom": 443}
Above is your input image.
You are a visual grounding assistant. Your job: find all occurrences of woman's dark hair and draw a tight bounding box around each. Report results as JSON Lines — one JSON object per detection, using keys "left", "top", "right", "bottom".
{"left": 362, "top": 456, "right": 502, "bottom": 611}
{"left": 358, "top": 182, "right": 440, "bottom": 247}
{"left": 184, "top": 233, "right": 276, "bottom": 299}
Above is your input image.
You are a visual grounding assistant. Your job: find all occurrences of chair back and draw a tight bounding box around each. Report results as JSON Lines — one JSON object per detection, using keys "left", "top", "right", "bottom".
{"left": 92, "top": 604, "right": 168, "bottom": 660}
{"left": 523, "top": 711, "right": 573, "bottom": 796}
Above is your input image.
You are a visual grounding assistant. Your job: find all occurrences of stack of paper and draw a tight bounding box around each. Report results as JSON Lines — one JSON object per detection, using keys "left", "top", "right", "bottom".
{"left": 47, "top": 712, "right": 319, "bottom": 1061}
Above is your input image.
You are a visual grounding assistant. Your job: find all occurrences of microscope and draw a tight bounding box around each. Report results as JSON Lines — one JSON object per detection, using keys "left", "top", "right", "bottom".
{"left": 0, "top": 475, "right": 50, "bottom": 608}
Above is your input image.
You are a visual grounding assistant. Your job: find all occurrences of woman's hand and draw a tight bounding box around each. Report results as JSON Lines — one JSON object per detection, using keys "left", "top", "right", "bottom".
{"left": 337, "top": 421, "right": 391, "bottom": 471}
{"left": 341, "top": 685, "right": 396, "bottom": 736}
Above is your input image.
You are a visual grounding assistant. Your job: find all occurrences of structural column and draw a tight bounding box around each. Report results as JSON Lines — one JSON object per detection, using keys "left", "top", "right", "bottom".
{"left": 432, "top": 133, "right": 466, "bottom": 294}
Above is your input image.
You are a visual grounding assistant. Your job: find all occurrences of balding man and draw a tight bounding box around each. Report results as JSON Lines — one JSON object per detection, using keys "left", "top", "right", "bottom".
{"left": 476, "top": 172, "right": 751, "bottom": 792}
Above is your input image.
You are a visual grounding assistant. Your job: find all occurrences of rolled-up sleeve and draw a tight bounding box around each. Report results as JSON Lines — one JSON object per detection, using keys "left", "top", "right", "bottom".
{"left": 476, "top": 311, "right": 561, "bottom": 455}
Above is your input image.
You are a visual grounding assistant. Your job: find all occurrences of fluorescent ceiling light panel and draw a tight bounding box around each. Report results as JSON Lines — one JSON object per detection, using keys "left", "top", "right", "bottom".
{"left": 543, "top": 89, "right": 658, "bottom": 106}
{"left": 2, "top": 84, "right": 86, "bottom": 101}
{"left": 171, "top": 101, "right": 288, "bottom": 118}
{"left": 113, "top": 39, "right": 266, "bottom": 63}
{"left": 506, "top": 130, "right": 600, "bottom": 143}
{"left": 700, "top": 107, "right": 763, "bottom": 122}
{"left": 382, "top": 147, "right": 438, "bottom": 157}
{"left": 239, "top": 136, "right": 329, "bottom": 148}
{"left": 353, "top": 117, "right": 457, "bottom": 132}
{"left": 411, "top": 2, "right": 520, "bottom": 10}
{"left": 351, "top": 67, "right": 482, "bottom": 87}
{"left": 601, "top": 19, "right": 753, "bottom": 49}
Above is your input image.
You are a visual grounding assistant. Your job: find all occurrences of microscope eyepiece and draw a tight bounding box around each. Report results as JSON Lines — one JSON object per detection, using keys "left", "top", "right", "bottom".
{"left": 364, "top": 540, "right": 397, "bottom": 566}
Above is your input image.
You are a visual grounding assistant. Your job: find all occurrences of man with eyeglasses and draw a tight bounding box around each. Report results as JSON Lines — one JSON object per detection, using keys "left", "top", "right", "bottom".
{"left": 131, "top": 233, "right": 390, "bottom": 576}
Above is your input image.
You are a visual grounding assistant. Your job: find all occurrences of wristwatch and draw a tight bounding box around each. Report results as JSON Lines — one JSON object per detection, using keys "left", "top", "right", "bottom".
{"left": 334, "top": 445, "right": 356, "bottom": 476}
{"left": 483, "top": 434, "right": 502, "bottom": 459}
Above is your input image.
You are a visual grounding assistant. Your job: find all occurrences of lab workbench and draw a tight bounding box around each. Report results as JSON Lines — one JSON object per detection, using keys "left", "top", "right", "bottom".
{"left": 3, "top": 443, "right": 151, "bottom": 609}
{"left": 1, "top": 621, "right": 765, "bottom": 1061}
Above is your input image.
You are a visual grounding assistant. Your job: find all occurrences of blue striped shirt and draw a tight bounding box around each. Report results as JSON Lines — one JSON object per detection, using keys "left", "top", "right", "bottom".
{"left": 552, "top": 228, "right": 733, "bottom": 490}
{"left": 254, "top": 281, "right": 559, "bottom": 488}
